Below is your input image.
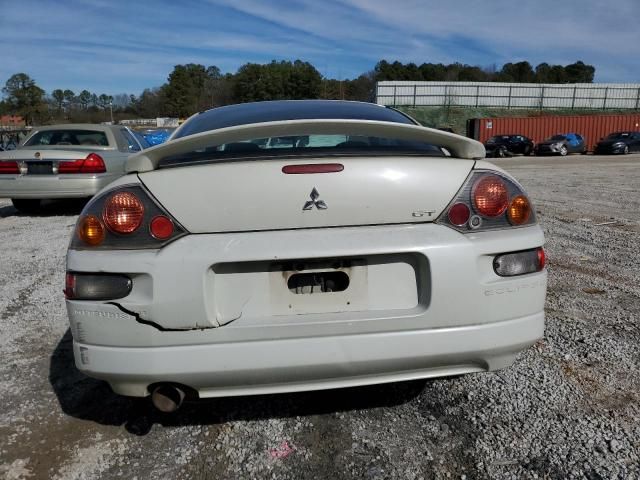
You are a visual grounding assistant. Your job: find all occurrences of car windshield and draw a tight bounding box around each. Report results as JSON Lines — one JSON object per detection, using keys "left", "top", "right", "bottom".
{"left": 25, "top": 129, "right": 109, "bottom": 147}
{"left": 159, "top": 134, "right": 444, "bottom": 168}
{"left": 548, "top": 135, "right": 566, "bottom": 141}
{"left": 606, "top": 132, "right": 630, "bottom": 140}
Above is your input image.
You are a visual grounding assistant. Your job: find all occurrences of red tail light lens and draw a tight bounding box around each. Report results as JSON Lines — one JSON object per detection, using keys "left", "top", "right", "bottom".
{"left": 537, "top": 247, "right": 546, "bottom": 269}
{"left": 472, "top": 175, "right": 508, "bottom": 217}
{"left": 58, "top": 153, "right": 106, "bottom": 174}
{"left": 282, "top": 164, "right": 344, "bottom": 174}
{"left": 103, "top": 192, "right": 144, "bottom": 234}
{"left": 64, "top": 272, "right": 76, "bottom": 298}
{"left": 81, "top": 153, "right": 106, "bottom": 173}
{"left": 447, "top": 202, "right": 470, "bottom": 226}
{"left": 150, "top": 215, "right": 174, "bottom": 239}
{"left": 0, "top": 160, "right": 20, "bottom": 174}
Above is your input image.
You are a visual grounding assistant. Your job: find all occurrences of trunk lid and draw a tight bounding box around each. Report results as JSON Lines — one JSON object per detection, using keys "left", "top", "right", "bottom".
{"left": 139, "top": 156, "right": 474, "bottom": 233}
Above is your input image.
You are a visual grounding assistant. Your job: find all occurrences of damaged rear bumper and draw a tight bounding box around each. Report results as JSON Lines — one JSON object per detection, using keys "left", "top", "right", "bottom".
{"left": 66, "top": 222, "right": 546, "bottom": 398}
{"left": 72, "top": 311, "right": 543, "bottom": 397}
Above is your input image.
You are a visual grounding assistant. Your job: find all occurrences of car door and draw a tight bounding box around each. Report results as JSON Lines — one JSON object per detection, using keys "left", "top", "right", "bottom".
{"left": 632, "top": 133, "right": 640, "bottom": 152}
{"left": 509, "top": 136, "right": 522, "bottom": 154}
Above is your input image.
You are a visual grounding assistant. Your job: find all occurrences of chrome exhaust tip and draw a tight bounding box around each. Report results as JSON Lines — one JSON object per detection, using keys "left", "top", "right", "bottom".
{"left": 150, "top": 384, "right": 186, "bottom": 413}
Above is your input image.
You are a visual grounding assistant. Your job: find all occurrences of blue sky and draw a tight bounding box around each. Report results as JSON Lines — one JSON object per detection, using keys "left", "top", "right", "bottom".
{"left": 1, "top": 0, "right": 638, "bottom": 97}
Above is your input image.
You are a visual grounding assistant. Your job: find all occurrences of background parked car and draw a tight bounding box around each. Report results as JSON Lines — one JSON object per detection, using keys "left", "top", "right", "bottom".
{"left": 0, "top": 124, "right": 148, "bottom": 213}
{"left": 594, "top": 131, "right": 640, "bottom": 154}
{"left": 141, "top": 128, "right": 174, "bottom": 146}
{"left": 484, "top": 134, "right": 534, "bottom": 157}
{"left": 534, "top": 133, "right": 587, "bottom": 156}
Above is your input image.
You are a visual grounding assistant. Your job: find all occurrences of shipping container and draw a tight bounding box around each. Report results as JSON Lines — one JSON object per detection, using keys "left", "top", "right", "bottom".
{"left": 467, "top": 114, "right": 640, "bottom": 151}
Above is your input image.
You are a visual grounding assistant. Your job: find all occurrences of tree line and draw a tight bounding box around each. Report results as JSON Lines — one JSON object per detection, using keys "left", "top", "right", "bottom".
{"left": 0, "top": 59, "right": 596, "bottom": 125}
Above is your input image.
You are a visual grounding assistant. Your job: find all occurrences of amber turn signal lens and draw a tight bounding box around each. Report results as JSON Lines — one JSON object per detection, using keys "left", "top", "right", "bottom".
{"left": 472, "top": 175, "right": 508, "bottom": 217}
{"left": 507, "top": 195, "right": 531, "bottom": 225}
{"left": 78, "top": 215, "right": 105, "bottom": 246}
{"left": 103, "top": 192, "right": 144, "bottom": 234}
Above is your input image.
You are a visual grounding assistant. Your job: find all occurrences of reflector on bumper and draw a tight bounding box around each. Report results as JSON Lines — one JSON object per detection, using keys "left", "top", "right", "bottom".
{"left": 65, "top": 272, "right": 132, "bottom": 300}
{"left": 493, "top": 248, "right": 545, "bottom": 277}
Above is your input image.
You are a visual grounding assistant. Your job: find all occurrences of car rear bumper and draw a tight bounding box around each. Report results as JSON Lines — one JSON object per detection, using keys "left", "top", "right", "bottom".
{"left": 66, "top": 222, "right": 546, "bottom": 397}
{"left": 73, "top": 312, "right": 543, "bottom": 397}
{"left": 0, "top": 173, "right": 119, "bottom": 198}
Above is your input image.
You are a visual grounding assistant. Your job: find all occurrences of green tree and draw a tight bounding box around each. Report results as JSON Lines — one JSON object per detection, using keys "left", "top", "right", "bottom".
{"left": 78, "top": 90, "right": 92, "bottom": 110}
{"left": 63, "top": 89, "right": 75, "bottom": 108}
{"left": 233, "top": 60, "right": 322, "bottom": 103}
{"left": 163, "top": 64, "right": 208, "bottom": 117}
{"left": 52, "top": 89, "right": 65, "bottom": 112}
{"left": 564, "top": 61, "right": 595, "bottom": 83}
{"left": 3, "top": 73, "right": 46, "bottom": 124}
{"left": 498, "top": 61, "right": 536, "bottom": 83}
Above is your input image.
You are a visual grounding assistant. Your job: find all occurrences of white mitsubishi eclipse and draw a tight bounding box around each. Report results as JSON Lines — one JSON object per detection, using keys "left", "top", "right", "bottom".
{"left": 64, "top": 100, "right": 546, "bottom": 412}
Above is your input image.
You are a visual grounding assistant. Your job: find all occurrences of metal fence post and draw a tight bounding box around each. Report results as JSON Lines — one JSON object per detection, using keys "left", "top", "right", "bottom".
{"left": 507, "top": 86, "right": 512, "bottom": 109}
{"left": 413, "top": 84, "right": 417, "bottom": 108}
{"left": 475, "top": 85, "right": 480, "bottom": 108}
{"left": 603, "top": 87, "right": 609, "bottom": 110}
{"left": 539, "top": 86, "right": 545, "bottom": 110}
{"left": 571, "top": 85, "right": 577, "bottom": 110}
{"left": 393, "top": 85, "right": 397, "bottom": 107}
{"left": 635, "top": 87, "right": 640, "bottom": 110}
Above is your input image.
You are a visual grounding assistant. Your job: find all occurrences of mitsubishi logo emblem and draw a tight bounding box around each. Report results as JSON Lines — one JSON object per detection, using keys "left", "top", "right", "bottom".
{"left": 303, "top": 188, "right": 327, "bottom": 210}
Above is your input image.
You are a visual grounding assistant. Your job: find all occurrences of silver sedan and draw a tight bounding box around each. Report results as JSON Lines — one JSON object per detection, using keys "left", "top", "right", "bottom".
{"left": 0, "top": 124, "right": 148, "bottom": 213}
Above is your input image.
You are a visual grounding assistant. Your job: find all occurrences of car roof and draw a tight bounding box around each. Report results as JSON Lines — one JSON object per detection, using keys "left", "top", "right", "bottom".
{"left": 31, "top": 123, "right": 121, "bottom": 132}
{"left": 173, "top": 100, "right": 416, "bottom": 139}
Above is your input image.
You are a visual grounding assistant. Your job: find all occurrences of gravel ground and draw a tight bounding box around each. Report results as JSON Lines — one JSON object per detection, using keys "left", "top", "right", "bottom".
{"left": 1, "top": 154, "right": 639, "bottom": 479}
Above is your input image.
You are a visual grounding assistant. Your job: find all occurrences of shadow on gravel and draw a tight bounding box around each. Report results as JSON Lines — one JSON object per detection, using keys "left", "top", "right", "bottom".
{"left": 50, "top": 329, "right": 427, "bottom": 436}
{"left": 0, "top": 198, "right": 88, "bottom": 218}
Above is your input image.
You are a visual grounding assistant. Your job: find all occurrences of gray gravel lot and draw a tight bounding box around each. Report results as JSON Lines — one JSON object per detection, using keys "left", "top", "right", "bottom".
{"left": 1, "top": 154, "right": 639, "bottom": 479}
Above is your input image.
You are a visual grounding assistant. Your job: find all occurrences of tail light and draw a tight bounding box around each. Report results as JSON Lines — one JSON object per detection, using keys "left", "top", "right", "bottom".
{"left": 494, "top": 247, "right": 545, "bottom": 276}
{"left": 58, "top": 153, "right": 106, "bottom": 174}
{"left": 0, "top": 160, "right": 20, "bottom": 174}
{"left": 103, "top": 191, "right": 145, "bottom": 233}
{"left": 507, "top": 195, "right": 531, "bottom": 225}
{"left": 472, "top": 175, "right": 508, "bottom": 217}
{"left": 78, "top": 215, "right": 106, "bottom": 246}
{"left": 70, "top": 184, "right": 186, "bottom": 249}
{"left": 65, "top": 272, "right": 132, "bottom": 300}
{"left": 437, "top": 170, "right": 536, "bottom": 232}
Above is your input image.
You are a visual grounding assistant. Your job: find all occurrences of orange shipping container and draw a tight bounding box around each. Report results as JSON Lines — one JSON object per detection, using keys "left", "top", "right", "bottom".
{"left": 467, "top": 114, "right": 640, "bottom": 151}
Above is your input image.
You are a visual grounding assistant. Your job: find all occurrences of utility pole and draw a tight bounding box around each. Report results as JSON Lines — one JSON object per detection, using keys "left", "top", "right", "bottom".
{"left": 109, "top": 101, "right": 114, "bottom": 124}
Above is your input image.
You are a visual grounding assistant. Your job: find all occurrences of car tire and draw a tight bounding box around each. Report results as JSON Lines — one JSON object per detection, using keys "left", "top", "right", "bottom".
{"left": 524, "top": 146, "right": 532, "bottom": 156}
{"left": 11, "top": 199, "right": 41, "bottom": 214}
{"left": 623, "top": 145, "right": 629, "bottom": 155}
{"left": 496, "top": 147, "right": 506, "bottom": 158}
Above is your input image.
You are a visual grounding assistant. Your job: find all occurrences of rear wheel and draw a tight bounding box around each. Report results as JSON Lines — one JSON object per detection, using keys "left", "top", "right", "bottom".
{"left": 623, "top": 145, "right": 629, "bottom": 155}
{"left": 496, "top": 147, "right": 507, "bottom": 158}
{"left": 524, "top": 145, "right": 532, "bottom": 156}
{"left": 11, "top": 199, "right": 41, "bottom": 214}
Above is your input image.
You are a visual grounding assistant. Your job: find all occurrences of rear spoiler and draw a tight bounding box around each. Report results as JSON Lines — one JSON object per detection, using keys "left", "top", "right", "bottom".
{"left": 126, "top": 119, "right": 486, "bottom": 172}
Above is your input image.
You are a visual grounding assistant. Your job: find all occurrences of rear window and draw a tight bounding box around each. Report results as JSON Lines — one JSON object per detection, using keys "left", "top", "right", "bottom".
{"left": 25, "top": 130, "right": 109, "bottom": 147}
{"left": 160, "top": 134, "right": 445, "bottom": 168}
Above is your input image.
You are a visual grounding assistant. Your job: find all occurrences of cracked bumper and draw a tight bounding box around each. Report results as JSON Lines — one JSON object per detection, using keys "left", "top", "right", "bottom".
{"left": 72, "top": 311, "right": 543, "bottom": 397}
